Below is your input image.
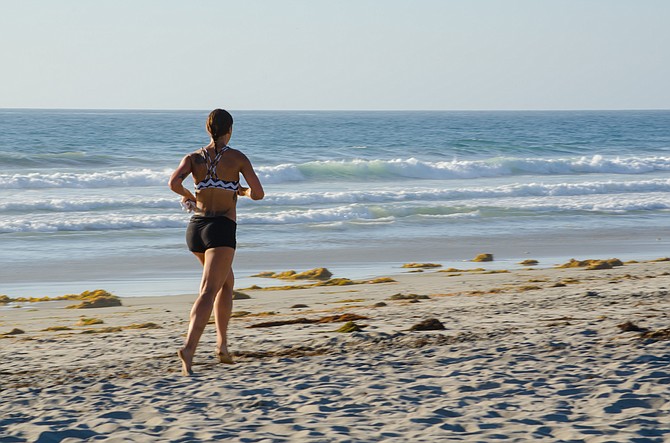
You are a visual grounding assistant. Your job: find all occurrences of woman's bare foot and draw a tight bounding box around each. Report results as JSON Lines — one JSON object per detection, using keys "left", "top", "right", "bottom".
{"left": 178, "top": 348, "right": 194, "bottom": 376}
{"left": 216, "top": 348, "right": 235, "bottom": 364}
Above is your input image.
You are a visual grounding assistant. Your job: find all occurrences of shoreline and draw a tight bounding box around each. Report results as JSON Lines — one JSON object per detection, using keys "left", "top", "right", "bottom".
{"left": 3, "top": 225, "right": 670, "bottom": 299}
{"left": 1, "top": 257, "right": 669, "bottom": 441}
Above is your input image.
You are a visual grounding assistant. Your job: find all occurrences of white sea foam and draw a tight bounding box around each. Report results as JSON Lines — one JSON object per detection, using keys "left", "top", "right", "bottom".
{"left": 0, "top": 197, "right": 178, "bottom": 212}
{"left": 261, "top": 178, "right": 670, "bottom": 206}
{"left": 6, "top": 178, "right": 670, "bottom": 215}
{"left": 257, "top": 155, "right": 670, "bottom": 183}
{"left": 4, "top": 156, "right": 670, "bottom": 189}
{"left": 0, "top": 168, "right": 171, "bottom": 189}
{"left": 0, "top": 213, "right": 187, "bottom": 233}
{"left": 4, "top": 193, "right": 669, "bottom": 233}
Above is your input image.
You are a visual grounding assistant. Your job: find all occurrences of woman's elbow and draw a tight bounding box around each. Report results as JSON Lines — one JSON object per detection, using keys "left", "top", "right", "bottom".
{"left": 251, "top": 189, "right": 265, "bottom": 200}
{"left": 168, "top": 176, "right": 183, "bottom": 193}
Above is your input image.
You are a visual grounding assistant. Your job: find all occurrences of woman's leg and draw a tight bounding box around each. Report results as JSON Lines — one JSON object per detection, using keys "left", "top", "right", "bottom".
{"left": 215, "top": 269, "right": 235, "bottom": 363}
{"left": 178, "top": 247, "right": 235, "bottom": 375}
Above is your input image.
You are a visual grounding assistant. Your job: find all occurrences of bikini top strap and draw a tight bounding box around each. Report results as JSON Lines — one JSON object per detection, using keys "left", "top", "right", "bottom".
{"left": 201, "top": 146, "right": 229, "bottom": 180}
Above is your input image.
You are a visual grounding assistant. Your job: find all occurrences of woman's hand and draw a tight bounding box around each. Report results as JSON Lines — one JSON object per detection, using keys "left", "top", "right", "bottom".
{"left": 180, "top": 196, "right": 196, "bottom": 212}
{"left": 237, "top": 186, "right": 249, "bottom": 197}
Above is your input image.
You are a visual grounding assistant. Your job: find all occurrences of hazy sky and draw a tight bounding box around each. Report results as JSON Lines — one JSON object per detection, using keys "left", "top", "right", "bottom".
{"left": 1, "top": 0, "right": 668, "bottom": 110}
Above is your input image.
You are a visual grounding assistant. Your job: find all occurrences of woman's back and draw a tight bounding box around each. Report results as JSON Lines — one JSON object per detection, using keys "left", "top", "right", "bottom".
{"left": 189, "top": 146, "right": 246, "bottom": 219}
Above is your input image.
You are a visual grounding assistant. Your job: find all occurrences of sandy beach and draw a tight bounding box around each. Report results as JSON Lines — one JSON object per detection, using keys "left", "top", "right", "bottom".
{"left": 1, "top": 258, "right": 669, "bottom": 442}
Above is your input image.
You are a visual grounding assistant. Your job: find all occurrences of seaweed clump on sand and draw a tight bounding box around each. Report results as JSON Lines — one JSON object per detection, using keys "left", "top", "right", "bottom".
{"left": 402, "top": 263, "right": 442, "bottom": 269}
{"left": 77, "top": 318, "right": 104, "bottom": 326}
{"left": 409, "top": 318, "right": 446, "bottom": 331}
{"left": 367, "top": 277, "right": 396, "bottom": 284}
{"left": 641, "top": 327, "right": 670, "bottom": 341}
{"left": 65, "top": 290, "right": 122, "bottom": 309}
{"left": 248, "top": 313, "right": 368, "bottom": 329}
{"left": 439, "top": 267, "right": 486, "bottom": 273}
{"left": 617, "top": 321, "right": 648, "bottom": 332}
{"left": 251, "top": 268, "right": 333, "bottom": 281}
{"left": 0, "top": 295, "right": 10, "bottom": 304}
{"left": 43, "top": 326, "right": 73, "bottom": 331}
{"left": 124, "top": 322, "right": 161, "bottom": 329}
{"left": 233, "top": 291, "right": 251, "bottom": 300}
{"left": 336, "top": 321, "right": 363, "bottom": 333}
{"left": 473, "top": 253, "right": 494, "bottom": 262}
{"left": 388, "top": 293, "right": 430, "bottom": 301}
{"left": 519, "top": 259, "right": 539, "bottom": 266}
{"left": 557, "top": 258, "right": 624, "bottom": 270}
{"left": 315, "top": 278, "right": 354, "bottom": 286}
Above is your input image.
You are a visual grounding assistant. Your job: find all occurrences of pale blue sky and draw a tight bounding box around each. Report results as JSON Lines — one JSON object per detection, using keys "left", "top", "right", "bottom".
{"left": 1, "top": 0, "right": 668, "bottom": 110}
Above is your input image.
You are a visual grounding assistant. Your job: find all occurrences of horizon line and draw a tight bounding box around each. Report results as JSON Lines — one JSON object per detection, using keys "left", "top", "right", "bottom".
{"left": 2, "top": 106, "right": 669, "bottom": 113}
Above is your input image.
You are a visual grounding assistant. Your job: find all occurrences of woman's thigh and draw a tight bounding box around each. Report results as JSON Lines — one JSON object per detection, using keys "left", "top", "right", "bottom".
{"left": 202, "top": 247, "right": 235, "bottom": 289}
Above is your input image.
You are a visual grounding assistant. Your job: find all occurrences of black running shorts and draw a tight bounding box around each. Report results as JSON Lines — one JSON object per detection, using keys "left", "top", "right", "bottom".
{"left": 186, "top": 216, "right": 237, "bottom": 252}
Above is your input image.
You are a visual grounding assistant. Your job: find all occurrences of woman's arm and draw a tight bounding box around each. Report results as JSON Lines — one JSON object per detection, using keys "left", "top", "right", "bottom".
{"left": 168, "top": 155, "right": 197, "bottom": 202}
{"left": 239, "top": 155, "right": 265, "bottom": 200}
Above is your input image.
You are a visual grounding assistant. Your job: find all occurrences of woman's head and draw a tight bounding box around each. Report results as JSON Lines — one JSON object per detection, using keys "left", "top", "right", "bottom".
{"left": 206, "top": 109, "right": 234, "bottom": 141}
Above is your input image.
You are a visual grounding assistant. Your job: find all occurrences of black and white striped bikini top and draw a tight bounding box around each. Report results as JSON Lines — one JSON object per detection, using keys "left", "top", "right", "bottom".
{"left": 194, "top": 146, "right": 240, "bottom": 192}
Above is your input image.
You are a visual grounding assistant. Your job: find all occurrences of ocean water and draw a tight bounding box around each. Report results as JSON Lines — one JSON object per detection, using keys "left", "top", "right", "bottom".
{"left": 2, "top": 109, "right": 670, "bottom": 297}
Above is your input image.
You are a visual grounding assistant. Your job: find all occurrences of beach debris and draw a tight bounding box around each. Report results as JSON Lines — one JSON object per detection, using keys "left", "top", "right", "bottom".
{"left": 233, "top": 291, "right": 251, "bottom": 300}
{"left": 243, "top": 277, "right": 356, "bottom": 291}
{"left": 336, "top": 321, "right": 363, "bottom": 333}
{"left": 0, "top": 295, "right": 10, "bottom": 304}
{"left": 440, "top": 267, "right": 486, "bottom": 273}
{"left": 551, "top": 282, "right": 567, "bottom": 287}
{"left": 319, "top": 313, "right": 368, "bottom": 323}
{"left": 248, "top": 317, "right": 315, "bottom": 328}
{"left": 334, "top": 299, "right": 365, "bottom": 303}
{"left": 650, "top": 257, "right": 670, "bottom": 262}
{"left": 124, "top": 322, "right": 161, "bottom": 329}
{"left": 317, "top": 278, "right": 354, "bottom": 286}
{"left": 81, "top": 327, "right": 123, "bottom": 334}
{"left": 557, "top": 258, "right": 623, "bottom": 270}
{"left": 518, "top": 285, "right": 542, "bottom": 292}
{"left": 42, "top": 326, "right": 73, "bottom": 331}
{"left": 388, "top": 293, "right": 430, "bottom": 300}
{"left": 472, "top": 253, "right": 494, "bottom": 262}
{"left": 640, "top": 327, "right": 670, "bottom": 340}
{"left": 3, "top": 328, "right": 25, "bottom": 335}
{"left": 401, "top": 263, "right": 442, "bottom": 269}
{"left": 248, "top": 313, "right": 368, "bottom": 328}
{"left": 231, "top": 311, "right": 251, "bottom": 317}
{"left": 76, "top": 318, "right": 104, "bottom": 326}
{"left": 407, "top": 269, "right": 424, "bottom": 273}
{"left": 65, "top": 290, "right": 122, "bottom": 309}
{"left": 80, "top": 322, "right": 161, "bottom": 334}
{"left": 519, "top": 259, "right": 539, "bottom": 266}
{"left": 585, "top": 291, "right": 599, "bottom": 297}
{"left": 367, "top": 277, "right": 396, "bottom": 284}
{"left": 373, "top": 302, "right": 387, "bottom": 307}
{"left": 409, "top": 318, "right": 446, "bottom": 331}
{"left": 251, "top": 268, "right": 333, "bottom": 281}
{"left": 290, "top": 304, "right": 309, "bottom": 309}
{"left": 617, "top": 321, "right": 649, "bottom": 333}
{"left": 250, "top": 271, "right": 275, "bottom": 278}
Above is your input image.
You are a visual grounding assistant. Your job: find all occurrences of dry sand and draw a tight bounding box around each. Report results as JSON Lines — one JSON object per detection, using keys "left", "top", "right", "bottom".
{"left": 1, "top": 259, "right": 669, "bottom": 442}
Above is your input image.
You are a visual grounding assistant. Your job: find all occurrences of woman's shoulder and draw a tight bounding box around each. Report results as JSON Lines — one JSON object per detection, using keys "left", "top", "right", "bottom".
{"left": 227, "top": 147, "right": 250, "bottom": 161}
{"left": 185, "top": 149, "right": 206, "bottom": 165}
